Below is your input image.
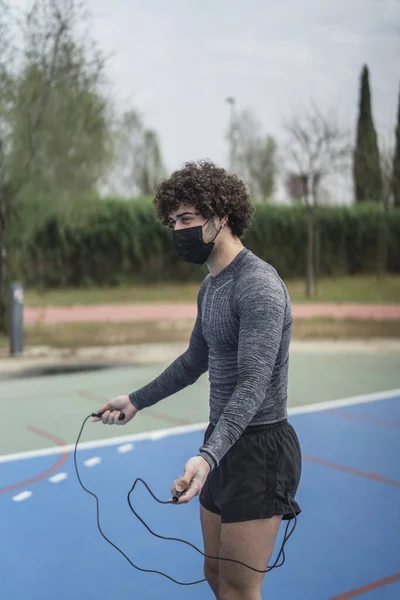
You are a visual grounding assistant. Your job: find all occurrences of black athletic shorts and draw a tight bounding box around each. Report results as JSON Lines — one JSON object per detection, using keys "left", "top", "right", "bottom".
{"left": 199, "top": 419, "right": 302, "bottom": 524}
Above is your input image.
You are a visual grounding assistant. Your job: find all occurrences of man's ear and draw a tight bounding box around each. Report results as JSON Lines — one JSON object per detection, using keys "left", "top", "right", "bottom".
{"left": 219, "top": 215, "right": 228, "bottom": 229}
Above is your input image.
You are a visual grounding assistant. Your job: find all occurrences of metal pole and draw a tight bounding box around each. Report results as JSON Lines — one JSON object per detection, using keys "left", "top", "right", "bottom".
{"left": 9, "top": 281, "right": 24, "bottom": 355}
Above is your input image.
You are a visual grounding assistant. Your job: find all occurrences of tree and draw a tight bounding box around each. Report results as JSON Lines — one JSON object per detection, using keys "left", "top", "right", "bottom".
{"left": 283, "top": 103, "right": 351, "bottom": 297}
{"left": 226, "top": 107, "right": 277, "bottom": 200}
{"left": 128, "top": 127, "right": 165, "bottom": 197}
{"left": 353, "top": 65, "right": 383, "bottom": 203}
{"left": 377, "top": 119, "right": 398, "bottom": 276}
{"left": 10, "top": 0, "right": 112, "bottom": 202}
{"left": 392, "top": 85, "right": 400, "bottom": 207}
{"left": 0, "top": 0, "right": 112, "bottom": 335}
{"left": 377, "top": 138, "right": 393, "bottom": 276}
{"left": 243, "top": 133, "right": 277, "bottom": 200}
{"left": 104, "top": 108, "right": 165, "bottom": 197}
{"left": 380, "top": 133, "right": 395, "bottom": 209}
{"left": 135, "top": 129, "right": 165, "bottom": 196}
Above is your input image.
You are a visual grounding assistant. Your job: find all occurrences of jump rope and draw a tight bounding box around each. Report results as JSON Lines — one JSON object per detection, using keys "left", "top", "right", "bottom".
{"left": 74, "top": 412, "right": 298, "bottom": 586}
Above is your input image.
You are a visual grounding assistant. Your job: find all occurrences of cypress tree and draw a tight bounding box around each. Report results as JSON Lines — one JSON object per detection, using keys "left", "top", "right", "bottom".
{"left": 353, "top": 65, "right": 382, "bottom": 202}
{"left": 392, "top": 85, "right": 400, "bottom": 207}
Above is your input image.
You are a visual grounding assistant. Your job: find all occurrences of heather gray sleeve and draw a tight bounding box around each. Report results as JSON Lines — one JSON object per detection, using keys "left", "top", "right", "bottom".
{"left": 198, "top": 274, "right": 287, "bottom": 470}
{"left": 129, "top": 282, "right": 209, "bottom": 410}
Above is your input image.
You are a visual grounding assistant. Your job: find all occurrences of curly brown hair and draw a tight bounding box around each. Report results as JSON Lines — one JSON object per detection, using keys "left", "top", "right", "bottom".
{"left": 153, "top": 160, "right": 254, "bottom": 237}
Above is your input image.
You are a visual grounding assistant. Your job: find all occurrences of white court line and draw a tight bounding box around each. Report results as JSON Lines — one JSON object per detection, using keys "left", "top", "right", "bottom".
{"left": 49, "top": 473, "right": 68, "bottom": 483}
{"left": 117, "top": 443, "right": 134, "bottom": 454}
{"left": 83, "top": 457, "right": 101, "bottom": 467}
{"left": 0, "top": 388, "right": 399, "bottom": 465}
{"left": 13, "top": 491, "right": 32, "bottom": 502}
{"left": 0, "top": 422, "right": 208, "bottom": 464}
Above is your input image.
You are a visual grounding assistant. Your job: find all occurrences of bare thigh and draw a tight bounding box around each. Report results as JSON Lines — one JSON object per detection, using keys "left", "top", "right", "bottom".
{"left": 200, "top": 505, "right": 221, "bottom": 577}
{"left": 218, "top": 516, "right": 282, "bottom": 595}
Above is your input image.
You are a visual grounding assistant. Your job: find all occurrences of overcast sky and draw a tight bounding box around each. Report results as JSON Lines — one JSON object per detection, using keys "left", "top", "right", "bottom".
{"left": 87, "top": 0, "right": 400, "bottom": 175}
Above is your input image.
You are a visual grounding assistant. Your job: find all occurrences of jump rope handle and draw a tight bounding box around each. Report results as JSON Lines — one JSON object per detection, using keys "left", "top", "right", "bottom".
{"left": 91, "top": 412, "right": 126, "bottom": 421}
{"left": 172, "top": 490, "right": 185, "bottom": 503}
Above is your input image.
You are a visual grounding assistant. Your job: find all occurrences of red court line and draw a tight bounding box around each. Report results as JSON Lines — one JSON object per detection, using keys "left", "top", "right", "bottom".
{"left": 327, "top": 572, "right": 400, "bottom": 599}
{"left": 303, "top": 455, "right": 400, "bottom": 488}
{"left": 331, "top": 409, "right": 400, "bottom": 429}
{"left": 0, "top": 427, "right": 69, "bottom": 494}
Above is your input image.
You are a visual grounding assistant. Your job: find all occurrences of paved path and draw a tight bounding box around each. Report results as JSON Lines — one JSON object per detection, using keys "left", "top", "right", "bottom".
{"left": 24, "top": 302, "right": 400, "bottom": 325}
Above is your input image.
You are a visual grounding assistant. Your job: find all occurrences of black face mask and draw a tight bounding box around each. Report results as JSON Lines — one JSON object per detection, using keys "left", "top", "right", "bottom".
{"left": 173, "top": 219, "right": 221, "bottom": 265}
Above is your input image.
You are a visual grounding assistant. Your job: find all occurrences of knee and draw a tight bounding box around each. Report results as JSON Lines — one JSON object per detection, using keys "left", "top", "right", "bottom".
{"left": 204, "top": 559, "right": 219, "bottom": 588}
{"left": 218, "top": 577, "right": 260, "bottom": 600}
{"left": 218, "top": 583, "right": 239, "bottom": 600}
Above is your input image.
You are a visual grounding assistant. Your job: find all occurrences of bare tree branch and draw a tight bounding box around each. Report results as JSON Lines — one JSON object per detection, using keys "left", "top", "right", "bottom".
{"left": 26, "top": 23, "right": 67, "bottom": 168}
{"left": 282, "top": 103, "right": 352, "bottom": 299}
{"left": 283, "top": 103, "right": 352, "bottom": 204}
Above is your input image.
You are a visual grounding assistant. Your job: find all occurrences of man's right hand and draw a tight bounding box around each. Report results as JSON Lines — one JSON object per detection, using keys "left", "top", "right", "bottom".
{"left": 91, "top": 395, "right": 138, "bottom": 425}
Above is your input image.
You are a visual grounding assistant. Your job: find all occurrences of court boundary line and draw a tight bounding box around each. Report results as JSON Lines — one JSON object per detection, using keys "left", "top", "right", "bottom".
{"left": 0, "top": 427, "right": 69, "bottom": 494}
{"left": 1, "top": 387, "right": 399, "bottom": 464}
{"left": 327, "top": 571, "right": 400, "bottom": 599}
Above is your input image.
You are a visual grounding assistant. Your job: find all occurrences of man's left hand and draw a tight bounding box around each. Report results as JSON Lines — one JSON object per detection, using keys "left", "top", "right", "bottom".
{"left": 170, "top": 456, "right": 210, "bottom": 504}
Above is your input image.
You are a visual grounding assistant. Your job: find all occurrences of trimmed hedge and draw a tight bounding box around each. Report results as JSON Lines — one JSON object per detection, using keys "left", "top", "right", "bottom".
{"left": 21, "top": 199, "right": 400, "bottom": 287}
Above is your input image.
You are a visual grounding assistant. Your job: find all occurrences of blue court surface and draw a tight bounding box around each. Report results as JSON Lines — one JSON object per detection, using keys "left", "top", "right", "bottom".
{"left": 1, "top": 389, "right": 400, "bottom": 600}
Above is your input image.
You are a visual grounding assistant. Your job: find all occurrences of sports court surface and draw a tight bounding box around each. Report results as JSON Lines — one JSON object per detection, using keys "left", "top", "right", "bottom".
{"left": 1, "top": 348, "right": 399, "bottom": 599}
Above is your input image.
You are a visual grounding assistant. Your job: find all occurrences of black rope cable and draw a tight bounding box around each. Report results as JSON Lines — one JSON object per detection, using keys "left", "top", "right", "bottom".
{"left": 74, "top": 414, "right": 298, "bottom": 585}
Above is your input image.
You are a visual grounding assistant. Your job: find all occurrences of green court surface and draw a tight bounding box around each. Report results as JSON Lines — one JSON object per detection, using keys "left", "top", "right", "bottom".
{"left": 1, "top": 348, "right": 400, "bottom": 457}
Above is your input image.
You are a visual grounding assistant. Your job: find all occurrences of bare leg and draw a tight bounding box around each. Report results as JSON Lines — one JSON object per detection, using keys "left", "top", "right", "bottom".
{"left": 200, "top": 505, "right": 222, "bottom": 598}
{"left": 218, "top": 516, "right": 282, "bottom": 600}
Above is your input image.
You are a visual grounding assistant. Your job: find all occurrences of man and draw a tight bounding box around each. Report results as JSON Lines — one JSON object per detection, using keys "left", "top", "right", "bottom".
{"left": 93, "top": 161, "right": 302, "bottom": 600}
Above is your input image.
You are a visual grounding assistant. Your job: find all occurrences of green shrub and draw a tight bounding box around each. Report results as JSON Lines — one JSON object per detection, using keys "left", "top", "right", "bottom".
{"left": 21, "top": 198, "right": 400, "bottom": 286}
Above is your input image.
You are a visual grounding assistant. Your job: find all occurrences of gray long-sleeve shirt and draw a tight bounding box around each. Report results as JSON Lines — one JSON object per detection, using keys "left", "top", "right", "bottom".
{"left": 129, "top": 247, "right": 292, "bottom": 471}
